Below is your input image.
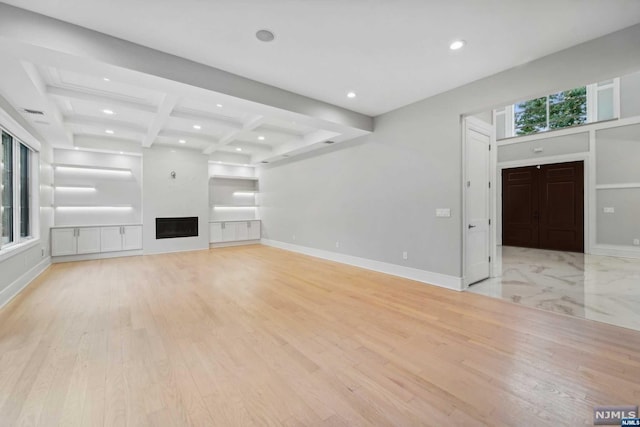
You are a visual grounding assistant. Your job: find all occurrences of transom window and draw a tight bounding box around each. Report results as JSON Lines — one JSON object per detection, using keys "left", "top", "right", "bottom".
{"left": 496, "top": 78, "right": 620, "bottom": 139}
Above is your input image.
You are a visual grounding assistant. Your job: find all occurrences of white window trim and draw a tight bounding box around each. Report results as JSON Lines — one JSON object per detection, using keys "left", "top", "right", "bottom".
{"left": 1, "top": 125, "right": 40, "bottom": 255}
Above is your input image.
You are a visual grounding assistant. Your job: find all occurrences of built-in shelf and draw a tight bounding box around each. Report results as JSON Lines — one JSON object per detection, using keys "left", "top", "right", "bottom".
{"left": 54, "top": 164, "right": 132, "bottom": 174}
{"left": 51, "top": 223, "right": 143, "bottom": 229}
{"left": 212, "top": 205, "right": 258, "bottom": 209}
{"left": 54, "top": 205, "right": 133, "bottom": 210}
{"left": 210, "top": 174, "right": 258, "bottom": 181}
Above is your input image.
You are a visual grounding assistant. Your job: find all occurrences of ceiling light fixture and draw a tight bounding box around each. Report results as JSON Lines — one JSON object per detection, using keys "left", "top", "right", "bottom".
{"left": 193, "top": 124, "right": 201, "bottom": 130}
{"left": 103, "top": 109, "right": 114, "bottom": 115}
{"left": 103, "top": 77, "right": 110, "bottom": 82}
{"left": 256, "top": 29, "right": 275, "bottom": 42}
{"left": 74, "top": 147, "right": 79, "bottom": 150}
{"left": 236, "top": 147, "right": 242, "bottom": 152}
{"left": 105, "top": 129, "right": 114, "bottom": 134}
{"left": 449, "top": 40, "right": 466, "bottom": 50}
{"left": 258, "top": 135, "right": 265, "bottom": 140}
{"left": 119, "top": 151, "right": 124, "bottom": 154}
{"left": 179, "top": 139, "right": 186, "bottom": 144}
{"left": 216, "top": 104, "right": 223, "bottom": 108}
{"left": 347, "top": 91, "right": 357, "bottom": 99}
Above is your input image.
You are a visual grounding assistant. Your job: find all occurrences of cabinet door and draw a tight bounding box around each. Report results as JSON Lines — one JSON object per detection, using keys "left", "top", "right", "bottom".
{"left": 248, "top": 221, "right": 261, "bottom": 240}
{"left": 77, "top": 227, "right": 101, "bottom": 254}
{"left": 209, "top": 223, "right": 223, "bottom": 243}
{"left": 100, "top": 227, "right": 123, "bottom": 252}
{"left": 236, "top": 222, "right": 249, "bottom": 241}
{"left": 221, "top": 222, "right": 237, "bottom": 242}
{"left": 51, "top": 228, "right": 77, "bottom": 256}
{"left": 122, "top": 226, "right": 143, "bottom": 250}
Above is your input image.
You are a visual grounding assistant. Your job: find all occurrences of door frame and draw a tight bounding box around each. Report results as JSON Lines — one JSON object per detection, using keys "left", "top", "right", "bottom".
{"left": 462, "top": 116, "right": 497, "bottom": 288}
{"left": 497, "top": 152, "right": 591, "bottom": 254}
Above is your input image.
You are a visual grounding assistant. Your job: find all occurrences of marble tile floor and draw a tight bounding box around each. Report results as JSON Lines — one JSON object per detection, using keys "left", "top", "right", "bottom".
{"left": 468, "top": 246, "right": 640, "bottom": 331}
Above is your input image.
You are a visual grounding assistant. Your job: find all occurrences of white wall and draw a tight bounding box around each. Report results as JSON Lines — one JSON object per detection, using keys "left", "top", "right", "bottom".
{"left": 142, "top": 146, "right": 209, "bottom": 254}
{"left": 259, "top": 24, "right": 640, "bottom": 286}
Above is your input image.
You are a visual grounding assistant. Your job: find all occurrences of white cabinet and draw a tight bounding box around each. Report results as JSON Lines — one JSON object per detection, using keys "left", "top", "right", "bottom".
{"left": 209, "top": 223, "right": 223, "bottom": 243}
{"left": 77, "top": 228, "right": 101, "bottom": 254}
{"left": 52, "top": 224, "right": 142, "bottom": 257}
{"left": 52, "top": 227, "right": 100, "bottom": 256}
{"left": 210, "top": 221, "right": 261, "bottom": 244}
{"left": 51, "top": 228, "right": 77, "bottom": 256}
{"left": 248, "top": 221, "right": 261, "bottom": 240}
{"left": 122, "top": 226, "right": 143, "bottom": 250}
{"left": 101, "top": 227, "right": 123, "bottom": 252}
{"left": 221, "top": 222, "right": 237, "bottom": 242}
{"left": 99, "top": 226, "right": 142, "bottom": 252}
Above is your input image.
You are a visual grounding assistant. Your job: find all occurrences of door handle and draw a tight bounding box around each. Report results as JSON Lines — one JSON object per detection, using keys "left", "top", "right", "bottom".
{"left": 468, "top": 224, "right": 476, "bottom": 229}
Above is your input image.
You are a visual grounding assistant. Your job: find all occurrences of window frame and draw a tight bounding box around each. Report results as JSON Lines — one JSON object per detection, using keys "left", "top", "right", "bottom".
{"left": 498, "top": 78, "right": 621, "bottom": 140}
{"left": 0, "top": 126, "right": 37, "bottom": 253}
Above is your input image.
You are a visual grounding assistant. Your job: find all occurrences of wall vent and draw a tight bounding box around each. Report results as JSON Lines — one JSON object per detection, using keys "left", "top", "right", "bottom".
{"left": 23, "top": 108, "right": 45, "bottom": 116}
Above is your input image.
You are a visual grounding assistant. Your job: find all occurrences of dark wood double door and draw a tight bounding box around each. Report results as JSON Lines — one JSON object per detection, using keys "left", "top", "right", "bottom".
{"left": 502, "top": 161, "right": 584, "bottom": 252}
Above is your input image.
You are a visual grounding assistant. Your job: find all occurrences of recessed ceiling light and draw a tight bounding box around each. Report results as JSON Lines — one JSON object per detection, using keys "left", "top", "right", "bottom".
{"left": 216, "top": 104, "right": 223, "bottom": 108}
{"left": 347, "top": 91, "right": 357, "bottom": 99}
{"left": 102, "top": 109, "right": 114, "bottom": 115}
{"left": 105, "top": 129, "right": 114, "bottom": 134}
{"left": 119, "top": 151, "right": 124, "bottom": 154}
{"left": 103, "top": 77, "right": 110, "bottom": 82}
{"left": 193, "top": 124, "right": 201, "bottom": 130}
{"left": 179, "top": 139, "right": 186, "bottom": 144}
{"left": 74, "top": 147, "right": 79, "bottom": 150}
{"left": 449, "top": 40, "right": 466, "bottom": 50}
{"left": 217, "top": 161, "right": 222, "bottom": 164}
{"left": 236, "top": 147, "right": 242, "bottom": 152}
{"left": 258, "top": 135, "right": 265, "bottom": 140}
{"left": 256, "top": 29, "right": 275, "bottom": 42}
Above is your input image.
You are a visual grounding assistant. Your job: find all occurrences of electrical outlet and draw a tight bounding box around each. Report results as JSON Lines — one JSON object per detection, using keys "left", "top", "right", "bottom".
{"left": 335, "top": 241, "right": 340, "bottom": 248}
{"left": 402, "top": 251, "right": 408, "bottom": 260}
{"left": 634, "top": 238, "right": 640, "bottom": 246}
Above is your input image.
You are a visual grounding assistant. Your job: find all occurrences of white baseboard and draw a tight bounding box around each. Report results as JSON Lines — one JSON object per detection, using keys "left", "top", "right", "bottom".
{"left": 52, "top": 249, "right": 143, "bottom": 263}
{"left": 590, "top": 244, "right": 640, "bottom": 259}
{"left": 261, "top": 239, "right": 462, "bottom": 291}
{"left": 0, "top": 256, "right": 51, "bottom": 309}
{"left": 210, "top": 240, "right": 261, "bottom": 248}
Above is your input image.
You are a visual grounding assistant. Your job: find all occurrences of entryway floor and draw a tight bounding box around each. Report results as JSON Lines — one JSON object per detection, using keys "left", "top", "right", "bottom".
{"left": 468, "top": 246, "right": 640, "bottom": 331}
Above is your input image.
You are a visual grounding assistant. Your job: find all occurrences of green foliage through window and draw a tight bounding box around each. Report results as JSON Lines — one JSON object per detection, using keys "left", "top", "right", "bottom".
{"left": 514, "top": 87, "right": 587, "bottom": 136}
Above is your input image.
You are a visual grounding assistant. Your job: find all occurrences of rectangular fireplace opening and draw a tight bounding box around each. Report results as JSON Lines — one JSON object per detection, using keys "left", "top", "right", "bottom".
{"left": 156, "top": 217, "right": 198, "bottom": 239}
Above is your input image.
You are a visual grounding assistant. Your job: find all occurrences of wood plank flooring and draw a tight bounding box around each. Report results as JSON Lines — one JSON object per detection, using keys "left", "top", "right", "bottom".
{"left": 1, "top": 244, "right": 639, "bottom": 426}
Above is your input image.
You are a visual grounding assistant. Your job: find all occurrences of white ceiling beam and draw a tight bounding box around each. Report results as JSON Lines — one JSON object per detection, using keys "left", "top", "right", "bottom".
{"left": 47, "top": 85, "right": 157, "bottom": 113}
{"left": 64, "top": 115, "right": 148, "bottom": 134}
{"left": 252, "top": 129, "right": 339, "bottom": 163}
{"left": 143, "top": 93, "right": 178, "bottom": 147}
{"left": 158, "top": 129, "right": 219, "bottom": 146}
{"left": 203, "top": 114, "right": 265, "bottom": 155}
{"left": 171, "top": 108, "right": 242, "bottom": 130}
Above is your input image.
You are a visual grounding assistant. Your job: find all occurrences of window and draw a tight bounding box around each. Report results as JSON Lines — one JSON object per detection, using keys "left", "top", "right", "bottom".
{"left": 1, "top": 132, "right": 13, "bottom": 245}
{"left": 496, "top": 78, "right": 620, "bottom": 139}
{"left": 0, "top": 129, "right": 34, "bottom": 249}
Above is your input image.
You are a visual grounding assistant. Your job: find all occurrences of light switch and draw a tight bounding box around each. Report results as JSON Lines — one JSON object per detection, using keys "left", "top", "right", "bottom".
{"left": 436, "top": 208, "right": 451, "bottom": 218}
{"left": 603, "top": 207, "right": 615, "bottom": 214}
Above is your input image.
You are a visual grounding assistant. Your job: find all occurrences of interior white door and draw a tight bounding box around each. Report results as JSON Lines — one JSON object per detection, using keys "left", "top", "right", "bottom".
{"left": 465, "top": 119, "right": 492, "bottom": 285}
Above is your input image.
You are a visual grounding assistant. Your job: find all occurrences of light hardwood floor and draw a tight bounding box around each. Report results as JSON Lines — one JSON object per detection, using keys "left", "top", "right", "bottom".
{"left": 1, "top": 245, "right": 639, "bottom": 426}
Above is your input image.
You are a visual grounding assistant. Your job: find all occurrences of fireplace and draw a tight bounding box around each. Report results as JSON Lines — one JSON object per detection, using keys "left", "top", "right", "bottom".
{"left": 155, "top": 217, "right": 198, "bottom": 239}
